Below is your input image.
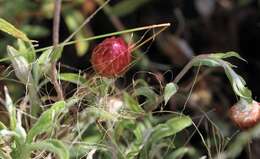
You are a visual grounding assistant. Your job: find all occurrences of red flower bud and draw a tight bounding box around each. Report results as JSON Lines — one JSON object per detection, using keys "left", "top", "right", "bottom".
{"left": 91, "top": 37, "right": 131, "bottom": 77}
{"left": 229, "top": 100, "right": 260, "bottom": 129}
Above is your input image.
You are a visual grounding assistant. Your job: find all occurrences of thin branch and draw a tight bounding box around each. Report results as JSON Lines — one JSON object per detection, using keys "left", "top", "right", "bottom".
{"left": 51, "top": 0, "right": 64, "bottom": 100}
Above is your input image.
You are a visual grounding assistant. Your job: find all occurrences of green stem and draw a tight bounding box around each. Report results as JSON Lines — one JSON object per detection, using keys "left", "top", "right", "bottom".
{"left": 35, "top": 23, "right": 170, "bottom": 53}
{"left": 173, "top": 55, "right": 208, "bottom": 84}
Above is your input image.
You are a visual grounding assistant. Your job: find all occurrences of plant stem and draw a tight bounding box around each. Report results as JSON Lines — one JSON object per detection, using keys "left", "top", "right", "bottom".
{"left": 35, "top": 23, "right": 171, "bottom": 53}
{"left": 51, "top": 0, "right": 64, "bottom": 100}
{"left": 173, "top": 54, "right": 208, "bottom": 84}
{"left": 173, "top": 58, "right": 195, "bottom": 84}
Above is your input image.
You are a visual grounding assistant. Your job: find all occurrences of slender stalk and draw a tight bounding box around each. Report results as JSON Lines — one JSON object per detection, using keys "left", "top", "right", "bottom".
{"left": 173, "top": 58, "right": 195, "bottom": 84}
{"left": 51, "top": 0, "right": 64, "bottom": 100}
{"left": 173, "top": 54, "right": 209, "bottom": 84}
{"left": 35, "top": 23, "right": 171, "bottom": 53}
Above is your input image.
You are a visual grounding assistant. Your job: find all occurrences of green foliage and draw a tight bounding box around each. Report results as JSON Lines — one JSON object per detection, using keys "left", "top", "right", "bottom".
{"left": 0, "top": 2, "right": 257, "bottom": 159}
{"left": 149, "top": 116, "right": 192, "bottom": 144}
{"left": 193, "top": 52, "right": 252, "bottom": 102}
{"left": 133, "top": 86, "right": 159, "bottom": 111}
{"left": 0, "top": 18, "right": 30, "bottom": 42}
{"left": 164, "top": 82, "right": 178, "bottom": 105}
{"left": 59, "top": 73, "right": 87, "bottom": 85}
{"left": 16, "top": 39, "right": 36, "bottom": 63}
{"left": 3, "top": 87, "right": 16, "bottom": 130}
{"left": 50, "top": 46, "right": 64, "bottom": 62}
{"left": 26, "top": 101, "right": 66, "bottom": 143}
{"left": 123, "top": 92, "right": 144, "bottom": 113}
{"left": 29, "top": 139, "right": 69, "bottom": 159}
{"left": 7, "top": 45, "right": 31, "bottom": 84}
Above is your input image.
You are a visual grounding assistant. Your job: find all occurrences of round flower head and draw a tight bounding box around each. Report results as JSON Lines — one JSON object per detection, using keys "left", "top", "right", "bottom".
{"left": 229, "top": 100, "right": 260, "bottom": 129}
{"left": 91, "top": 37, "right": 131, "bottom": 77}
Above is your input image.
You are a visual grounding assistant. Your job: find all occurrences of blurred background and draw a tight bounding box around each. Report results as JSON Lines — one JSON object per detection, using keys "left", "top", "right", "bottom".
{"left": 0, "top": 0, "right": 260, "bottom": 158}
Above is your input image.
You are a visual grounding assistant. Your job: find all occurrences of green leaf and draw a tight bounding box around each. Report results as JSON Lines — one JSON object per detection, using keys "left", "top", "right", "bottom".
{"left": 223, "top": 65, "right": 252, "bottom": 102}
{"left": 75, "top": 34, "right": 89, "bottom": 56}
{"left": 0, "top": 18, "right": 30, "bottom": 42}
{"left": 126, "top": 122, "right": 153, "bottom": 159}
{"left": 114, "top": 119, "right": 135, "bottom": 142}
{"left": 164, "top": 83, "right": 178, "bottom": 105}
{"left": 7, "top": 45, "right": 31, "bottom": 84}
{"left": 133, "top": 86, "right": 159, "bottom": 111}
{"left": 34, "top": 48, "right": 52, "bottom": 82}
{"left": 26, "top": 101, "right": 66, "bottom": 143}
{"left": 51, "top": 46, "right": 63, "bottom": 62}
{"left": 165, "top": 147, "right": 198, "bottom": 159}
{"left": 192, "top": 52, "right": 252, "bottom": 102}
{"left": 86, "top": 107, "right": 120, "bottom": 121}
{"left": 150, "top": 116, "right": 192, "bottom": 143}
{"left": 112, "top": 0, "right": 150, "bottom": 17}
{"left": 123, "top": 92, "right": 144, "bottom": 113}
{"left": 15, "top": 112, "right": 27, "bottom": 142}
{"left": 21, "top": 25, "right": 49, "bottom": 38}
{"left": 17, "top": 39, "right": 35, "bottom": 63}
{"left": 133, "top": 79, "right": 149, "bottom": 88}
{"left": 3, "top": 86, "right": 16, "bottom": 130}
{"left": 59, "top": 73, "right": 87, "bottom": 85}
{"left": 210, "top": 51, "right": 246, "bottom": 62}
{"left": 29, "top": 139, "right": 69, "bottom": 159}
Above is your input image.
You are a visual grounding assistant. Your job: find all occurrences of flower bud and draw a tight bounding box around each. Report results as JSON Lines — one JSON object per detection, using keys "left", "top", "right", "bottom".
{"left": 91, "top": 37, "right": 131, "bottom": 77}
{"left": 229, "top": 100, "right": 260, "bottom": 129}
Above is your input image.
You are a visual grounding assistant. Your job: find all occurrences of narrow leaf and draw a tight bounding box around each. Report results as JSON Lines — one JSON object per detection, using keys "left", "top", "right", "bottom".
{"left": 51, "top": 46, "right": 63, "bottom": 62}
{"left": 150, "top": 116, "right": 192, "bottom": 143}
{"left": 133, "top": 86, "right": 159, "bottom": 111}
{"left": 34, "top": 48, "right": 52, "bottom": 82}
{"left": 3, "top": 86, "right": 16, "bottom": 130}
{"left": 210, "top": 51, "right": 246, "bottom": 62}
{"left": 26, "top": 101, "right": 66, "bottom": 143}
{"left": 123, "top": 92, "right": 144, "bottom": 113}
{"left": 164, "top": 83, "right": 178, "bottom": 105}
{"left": 29, "top": 139, "right": 69, "bottom": 159}
{"left": 17, "top": 39, "right": 35, "bottom": 63}
{"left": 59, "top": 73, "right": 87, "bottom": 85}
{"left": 0, "top": 18, "right": 30, "bottom": 42}
{"left": 7, "top": 46, "right": 31, "bottom": 84}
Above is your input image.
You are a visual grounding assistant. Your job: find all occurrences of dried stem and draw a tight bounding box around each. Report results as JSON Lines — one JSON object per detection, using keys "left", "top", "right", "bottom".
{"left": 51, "top": 0, "right": 64, "bottom": 100}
